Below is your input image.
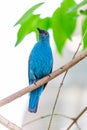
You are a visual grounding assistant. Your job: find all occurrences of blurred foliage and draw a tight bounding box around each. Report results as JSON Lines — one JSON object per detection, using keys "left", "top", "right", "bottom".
{"left": 68, "top": 0, "right": 87, "bottom": 12}
{"left": 80, "top": 9, "right": 87, "bottom": 15}
{"left": 15, "top": 0, "right": 87, "bottom": 53}
{"left": 82, "top": 16, "right": 87, "bottom": 48}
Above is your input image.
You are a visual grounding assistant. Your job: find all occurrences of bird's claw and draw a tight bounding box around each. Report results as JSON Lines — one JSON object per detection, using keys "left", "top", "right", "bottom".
{"left": 34, "top": 81, "right": 37, "bottom": 86}
{"left": 48, "top": 74, "right": 52, "bottom": 77}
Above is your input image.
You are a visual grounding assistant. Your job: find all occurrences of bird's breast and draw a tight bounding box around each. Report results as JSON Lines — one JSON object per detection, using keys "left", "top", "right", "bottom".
{"left": 33, "top": 44, "right": 53, "bottom": 77}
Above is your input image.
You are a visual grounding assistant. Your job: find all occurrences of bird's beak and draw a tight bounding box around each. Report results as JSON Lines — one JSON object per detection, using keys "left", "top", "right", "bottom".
{"left": 37, "top": 28, "right": 43, "bottom": 33}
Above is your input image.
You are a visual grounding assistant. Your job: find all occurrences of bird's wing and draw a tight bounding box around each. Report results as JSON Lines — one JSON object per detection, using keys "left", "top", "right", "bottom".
{"left": 44, "top": 60, "right": 53, "bottom": 89}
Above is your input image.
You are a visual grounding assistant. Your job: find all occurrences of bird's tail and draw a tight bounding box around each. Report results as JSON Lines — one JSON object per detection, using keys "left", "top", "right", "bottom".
{"left": 28, "top": 85, "right": 44, "bottom": 113}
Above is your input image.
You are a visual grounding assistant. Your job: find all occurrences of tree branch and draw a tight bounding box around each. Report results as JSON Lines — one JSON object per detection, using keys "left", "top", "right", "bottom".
{"left": 66, "top": 107, "right": 87, "bottom": 130}
{"left": 47, "top": 29, "right": 87, "bottom": 130}
{"left": 0, "top": 114, "right": 23, "bottom": 130}
{"left": 47, "top": 42, "right": 82, "bottom": 130}
{"left": 23, "top": 113, "right": 73, "bottom": 126}
{"left": 0, "top": 50, "right": 87, "bottom": 107}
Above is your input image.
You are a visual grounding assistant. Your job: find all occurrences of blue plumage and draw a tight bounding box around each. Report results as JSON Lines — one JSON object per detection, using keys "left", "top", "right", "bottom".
{"left": 28, "top": 28, "right": 53, "bottom": 113}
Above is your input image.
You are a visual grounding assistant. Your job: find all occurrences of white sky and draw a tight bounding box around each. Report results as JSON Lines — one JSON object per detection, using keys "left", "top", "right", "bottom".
{"left": 0, "top": 0, "right": 82, "bottom": 129}
{"left": 0, "top": 1, "right": 61, "bottom": 129}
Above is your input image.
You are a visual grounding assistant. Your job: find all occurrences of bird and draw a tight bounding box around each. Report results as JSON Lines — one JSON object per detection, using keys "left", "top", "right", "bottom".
{"left": 28, "top": 28, "right": 53, "bottom": 113}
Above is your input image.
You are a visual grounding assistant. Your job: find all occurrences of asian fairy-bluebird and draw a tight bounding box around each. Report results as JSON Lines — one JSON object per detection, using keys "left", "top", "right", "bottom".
{"left": 28, "top": 28, "right": 53, "bottom": 113}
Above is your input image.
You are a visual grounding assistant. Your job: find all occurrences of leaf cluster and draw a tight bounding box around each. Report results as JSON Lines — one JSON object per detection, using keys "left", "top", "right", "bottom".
{"left": 15, "top": 0, "right": 87, "bottom": 53}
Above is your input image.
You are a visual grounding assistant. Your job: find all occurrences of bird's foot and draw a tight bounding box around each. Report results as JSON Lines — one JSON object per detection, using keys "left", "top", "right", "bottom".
{"left": 60, "top": 65, "right": 64, "bottom": 69}
{"left": 34, "top": 81, "right": 37, "bottom": 86}
{"left": 48, "top": 74, "right": 52, "bottom": 77}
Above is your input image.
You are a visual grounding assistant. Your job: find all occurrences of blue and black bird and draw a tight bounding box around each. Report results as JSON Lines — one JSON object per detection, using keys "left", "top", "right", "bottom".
{"left": 28, "top": 28, "right": 53, "bottom": 113}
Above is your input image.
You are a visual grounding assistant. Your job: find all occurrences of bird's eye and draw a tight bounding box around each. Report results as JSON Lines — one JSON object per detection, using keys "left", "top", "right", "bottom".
{"left": 44, "top": 32, "right": 48, "bottom": 36}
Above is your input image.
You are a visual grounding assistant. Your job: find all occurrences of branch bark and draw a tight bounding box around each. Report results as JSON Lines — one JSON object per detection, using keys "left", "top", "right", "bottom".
{"left": 67, "top": 107, "right": 87, "bottom": 130}
{"left": 0, "top": 50, "right": 87, "bottom": 107}
{"left": 0, "top": 114, "right": 23, "bottom": 130}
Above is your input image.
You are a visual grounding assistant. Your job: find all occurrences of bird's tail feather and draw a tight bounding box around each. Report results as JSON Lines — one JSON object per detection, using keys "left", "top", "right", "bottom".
{"left": 28, "top": 85, "right": 44, "bottom": 113}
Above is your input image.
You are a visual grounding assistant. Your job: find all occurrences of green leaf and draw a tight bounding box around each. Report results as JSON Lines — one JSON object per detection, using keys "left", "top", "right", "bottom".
{"left": 51, "top": 0, "right": 77, "bottom": 53}
{"left": 80, "top": 9, "right": 87, "bottom": 15}
{"left": 15, "top": 0, "right": 78, "bottom": 53}
{"left": 15, "top": 14, "right": 51, "bottom": 46}
{"left": 15, "top": 14, "right": 40, "bottom": 46}
{"left": 36, "top": 17, "right": 51, "bottom": 40}
{"left": 68, "top": 0, "right": 87, "bottom": 13}
{"left": 37, "top": 17, "right": 51, "bottom": 30}
{"left": 52, "top": 21, "right": 67, "bottom": 53}
{"left": 15, "top": 2, "right": 45, "bottom": 46}
{"left": 82, "top": 16, "right": 87, "bottom": 48}
{"left": 15, "top": 2, "right": 44, "bottom": 25}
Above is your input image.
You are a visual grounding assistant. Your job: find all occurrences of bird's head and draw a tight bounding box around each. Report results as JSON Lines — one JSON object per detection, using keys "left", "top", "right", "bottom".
{"left": 37, "top": 28, "right": 49, "bottom": 41}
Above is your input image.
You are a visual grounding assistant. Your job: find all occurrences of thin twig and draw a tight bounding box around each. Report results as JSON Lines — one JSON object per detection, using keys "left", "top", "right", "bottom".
{"left": 23, "top": 113, "right": 73, "bottom": 126}
{"left": 0, "top": 50, "right": 87, "bottom": 107}
{"left": 22, "top": 107, "right": 87, "bottom": 129}
{"left": 47, "top": 29, "right": 87, "bottom": 130}
{"left": 76, "top": 122, "right": 81, "bottom": 130}
{"left": 48, "top": 70, "right": 68, "bottom": 130}
{"left": 66, "top": 107, "right": 87, "bottom": 130}
{"left": 73, "top": 29, "right": 87, "bottom": 59}
{"left": 47, "top": 48, "right": 80, "bottom": 130}
{"left": 0, "top": 114, "right": 23, "bottom": 130}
